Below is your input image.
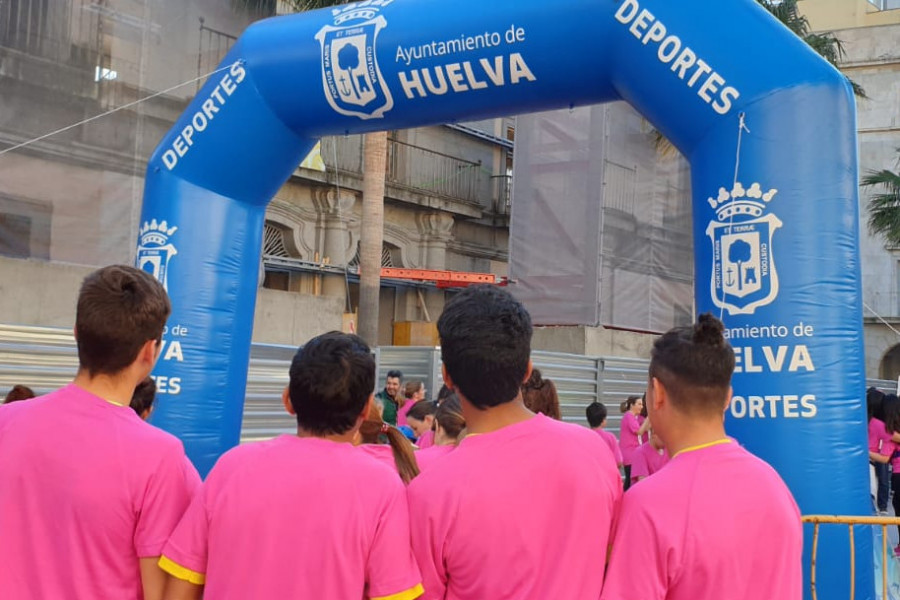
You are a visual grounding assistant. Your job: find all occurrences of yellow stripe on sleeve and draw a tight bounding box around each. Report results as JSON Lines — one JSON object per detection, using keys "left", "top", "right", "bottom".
{"left": 371, "top": 582, "right": 425, "bottom": 600}
{"left": 158, "top": 555, "right": 206, "bottom": 585}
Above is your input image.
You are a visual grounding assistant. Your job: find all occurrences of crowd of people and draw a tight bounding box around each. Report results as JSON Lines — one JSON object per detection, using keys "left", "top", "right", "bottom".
{"left": 868, "top": 386, "right": 900, "bottom": 553}
{"left": 0, "top": 265, "right": 803, "bottom": 599}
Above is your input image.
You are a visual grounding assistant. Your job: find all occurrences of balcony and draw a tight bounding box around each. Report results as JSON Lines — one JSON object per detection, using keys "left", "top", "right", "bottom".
{"left": 317, "top": 136, "right": 507, "bottom": 217}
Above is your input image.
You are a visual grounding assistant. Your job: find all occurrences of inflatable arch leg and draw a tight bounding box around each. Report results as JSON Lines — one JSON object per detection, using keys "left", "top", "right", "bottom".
{"left": 140, "top": 1, "right": 870, "bottom": 596}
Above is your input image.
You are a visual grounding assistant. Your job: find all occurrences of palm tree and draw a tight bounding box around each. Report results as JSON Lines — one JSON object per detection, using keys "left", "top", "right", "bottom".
{"left": 236, "top": 0, "right": 387, "bottom": 346}
{"left": 656, "top": 0, "right": 865, "bottom": 154}
{"left": 756, "top": 0, "right": 865, "bottom": 97}
{"left": 863, "top": 151, "right": 900, "bottom": 246}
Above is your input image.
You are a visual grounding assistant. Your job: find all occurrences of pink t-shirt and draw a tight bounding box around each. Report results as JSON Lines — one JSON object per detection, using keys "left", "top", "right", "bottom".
{"left": 358, "top": 443, "right": 399, "bottom": 473}
{"left": 161, "top": 435, "right": 422, "bottom": 599}
{"left": 415, "top": 444, "right": 454, "bottom": 472}
{"left": 869, "top": 418, "right": 896, "bottom": 457}
{"left": 417, "top": 429, "right": 435, "bottom": 449}
{"left": 397, "top": 399, "right": 415, "bottom": 427}
{"left": 594, "top": 428, "right": 624, "bottom": 466}
{"left": 619, "top": 411, "right": 641, "bottom": 464}
{"left": 407, "top": 414, "right": 622, "bottom": 600}
{"left": 638, "top": 414, "right": 650, "bottom": 444}
{"left": 0, "top": 384, "right": 198, "bottom": 599}
{"left": 601, "top": 441, "right": 802, "bottom": 600}
{"left": 630, "top": 442, "right": 669, "bottom": 481}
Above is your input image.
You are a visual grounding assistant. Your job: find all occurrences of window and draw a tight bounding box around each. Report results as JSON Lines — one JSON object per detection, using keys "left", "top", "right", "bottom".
{"left": 0, "top": 196, "right": 51, "bottom": 260}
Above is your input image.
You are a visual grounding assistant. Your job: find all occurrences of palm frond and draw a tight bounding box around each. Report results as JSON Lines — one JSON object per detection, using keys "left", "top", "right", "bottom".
{"left": 863, "top": 168, "right": 900, "bottom": 246}
{"left": 755, "top": 0, "right": 865, "bottom": 98}
{"left": 284, "top": 0, "right": 349, "bottom": 10}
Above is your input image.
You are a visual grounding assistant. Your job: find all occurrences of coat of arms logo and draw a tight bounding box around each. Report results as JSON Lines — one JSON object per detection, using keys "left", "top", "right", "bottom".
{"left": 315, "top": 0, "right": 394, "bottom": 120}
{"left": 136, "top": 219, "right": 178, "bottom": 291}
{"left": 705, "top": 182, "right": 782, "bottom": 315}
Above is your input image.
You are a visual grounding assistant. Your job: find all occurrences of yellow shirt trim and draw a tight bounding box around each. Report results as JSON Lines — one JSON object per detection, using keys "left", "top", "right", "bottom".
{"left": 158, "top": 555, "right": 206, "bottom": 585}
{"left": 672, "top": 438, "right": 732, "bottom": 459}
{"left": 371, "top": 582, "right": 424, "bottom": 600}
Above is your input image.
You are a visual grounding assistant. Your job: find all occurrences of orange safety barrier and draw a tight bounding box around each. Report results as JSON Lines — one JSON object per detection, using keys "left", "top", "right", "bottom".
{"left": 802, "top": 514, "right": 900, "bottom": 600}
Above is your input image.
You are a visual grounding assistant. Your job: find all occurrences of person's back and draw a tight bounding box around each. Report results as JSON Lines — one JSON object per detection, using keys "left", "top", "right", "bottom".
{"left": 606, "top": 440, "right": 799, "bottom": 600}
{"left": 409, "top": 413, "right": 619, "bottom": 599}
{"left": 163, "top": 435, "right": 415, "bottom": 598}
{"left": 0, "top": 388, "right": 195, "bottom": 598}
{"left": 586, "top": 401, "right": 623, "bottom": 468}
{"left": 161, "top": 332, "right": 422, "bottom": 600}
{"left": 601, "top": 314, "right": 801, "bottom": 600}
{"left": 0, "top": 265, "right": 196, "bottom": 600}
{"left": 407, "top": 285, "right": 621, "bottom": 600}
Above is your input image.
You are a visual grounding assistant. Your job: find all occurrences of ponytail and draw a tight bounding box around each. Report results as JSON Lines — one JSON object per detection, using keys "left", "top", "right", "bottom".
{"left": 359, "top": 419, "right": 421, "bottom": 485}
{"left": 621, "top": 395, "right": 641, "bottom": 414}
{"left": 382, "top": 424, "right": 421, "bottom": 485}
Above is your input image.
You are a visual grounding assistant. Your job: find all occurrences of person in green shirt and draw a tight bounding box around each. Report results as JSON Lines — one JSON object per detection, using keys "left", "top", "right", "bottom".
{"left": 375, "top": 370, "right": 403, "bottom": 425}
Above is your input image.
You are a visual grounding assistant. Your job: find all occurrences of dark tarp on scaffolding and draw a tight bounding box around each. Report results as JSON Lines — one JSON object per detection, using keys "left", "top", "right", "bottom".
{"left": 508, "top": 103, "right": 694, "bottom": 332}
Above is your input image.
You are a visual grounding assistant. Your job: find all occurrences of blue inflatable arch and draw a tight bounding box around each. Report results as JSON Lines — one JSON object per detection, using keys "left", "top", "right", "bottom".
{"left": 139, "top": 0, "right": 869, "bottom": 596}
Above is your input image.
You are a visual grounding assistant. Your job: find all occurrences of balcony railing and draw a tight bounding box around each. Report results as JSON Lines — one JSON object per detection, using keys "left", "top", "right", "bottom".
{"left": 0, "top": 0, "right": 101, "bottom": 65}
{"left": 197, "top": 18, "right": 237, "bottom": 92}
{"left": 387, "top": 138, "right": 480, "bottom": 203}
{"left": 318, "top": 136, "right": 486, "bottom": 206}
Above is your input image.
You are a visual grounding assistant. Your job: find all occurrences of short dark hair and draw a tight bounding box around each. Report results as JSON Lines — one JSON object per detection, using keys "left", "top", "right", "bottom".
{"left": 130, "top": 377, "right": 157, "bottom": 416}
{"left": 436, "top": 384, "right": 454, "bottom": 403}
{"left": 586, "top": 402, "right": 608, "bottom": 428}
{"left": 386, "top": 370, "right": 402, "bottom": 381}
{"left": 437, "top": 285, "right": 532, "bottom": 409}
{"left": 76, "top": 266, "right": 170, "bottom": 376}
{"left": 289, "top": 331, "right": 375, "bottom": 436}
{"left": 649, "top": 313, "right": 735, "bottom": 416}
{"left": 406, "top": 400, "right": 436, "bottom": 421}
{"left": 3, "top": 385, "right": 35, "bottom": 404}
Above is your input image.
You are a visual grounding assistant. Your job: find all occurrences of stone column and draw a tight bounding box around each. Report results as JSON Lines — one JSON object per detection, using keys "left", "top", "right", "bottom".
{"left": 416, "top": 212, "right": 455, "bottom": 322}
{"left": 313, "top": 188, "right": 356, "bottom": 297}
{"left": 417, "top": 212, "right": 455, "bottom": 270}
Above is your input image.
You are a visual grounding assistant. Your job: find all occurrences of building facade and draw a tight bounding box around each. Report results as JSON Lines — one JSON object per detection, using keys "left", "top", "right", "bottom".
{"left": 0, "top": 0, "right": 513, "bottom": 348}
{"left": 798, "top": 1, "right": 900, "bottom": 378}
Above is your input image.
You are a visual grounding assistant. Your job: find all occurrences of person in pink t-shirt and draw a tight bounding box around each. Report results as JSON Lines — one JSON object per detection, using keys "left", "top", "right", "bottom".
{"left": 406, "top": 400, "right": 437, "bottom": 449}
{"left": 160, "top": 332, "right": 423, "bottom": 600}
{"left": 357, "top": 399, "right": 421, "bottom": 485}
{"left": 629, "top": 430, "right": 669, "bottom": 483}
{"left": 868, "top": 387, "right": 894, "bottom": 513}
{"left": 415, "top": 394, "right": 466, "bottom": 472}
{"left": 0, "top": 265, "right": 198, "bottom": 600}
{"left": 408, "top": 286, "right": 622, "bottom": 600}
{"left": 619, "top": 394, "right": 651, "bottom": 489}
{"left": 586, "top": 401, "right": 624, "bottom": 468}
{"left": 639, "top": 402, "right": 650, "bottom": 444}
{"left": 602, "top": 314, "right": 801, "bottom": 600}
{"left": 398, "top": 380, "right": 426, "bottom": 427}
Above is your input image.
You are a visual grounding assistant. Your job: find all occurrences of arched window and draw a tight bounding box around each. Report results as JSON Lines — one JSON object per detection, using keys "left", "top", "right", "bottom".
{"left": 263, "top": 223, "right": 291, "bottom": 258}
{"left": 348, "top": 242, "right": 398, "bottom": 268}
{"left": 880, "top": 344, "right": 900, "bottom": 381}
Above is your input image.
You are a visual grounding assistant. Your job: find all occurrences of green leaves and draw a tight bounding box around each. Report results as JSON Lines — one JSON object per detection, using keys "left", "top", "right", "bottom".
{"left": 231, "top": 0, "right": 348, "bottom": 17}
{"left": 755, "top": 0, "right": 866, "bottom": 97}
{"left": 863, "top": 156, "right": 900, "bottom": 246}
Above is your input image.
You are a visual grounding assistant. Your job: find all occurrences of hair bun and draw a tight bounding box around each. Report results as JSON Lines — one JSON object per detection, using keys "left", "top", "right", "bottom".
{"left": 693, "top": 313, "right": 725, "bottom": 346}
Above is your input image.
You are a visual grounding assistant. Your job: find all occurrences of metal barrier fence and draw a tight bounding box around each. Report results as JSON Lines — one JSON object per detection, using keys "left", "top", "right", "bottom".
{"left": 803, "top": 514, "right": 900, "bottom": 600}
{"left": 0, "top": 324, "right": 650, "bottom": 441}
